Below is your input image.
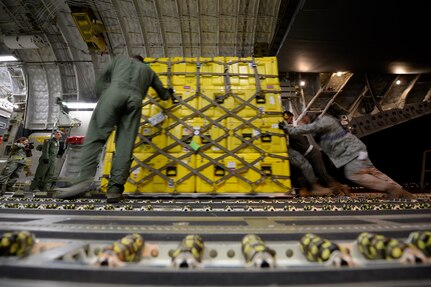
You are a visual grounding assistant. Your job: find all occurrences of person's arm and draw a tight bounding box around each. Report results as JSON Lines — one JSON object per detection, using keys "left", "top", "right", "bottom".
{"left": 10, "top": 143, "right": 21, "bottom": 153}
{"left": 150, "top": 71, "right": 171, "bottom": 101}
{"left": 285, "top": 120, "right": 323, "bottom": 136}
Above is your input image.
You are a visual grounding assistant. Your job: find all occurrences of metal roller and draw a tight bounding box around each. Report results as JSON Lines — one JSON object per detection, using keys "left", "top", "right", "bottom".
{"left": 356, "top": 232, "right": 387, "bottom": 260}
{"left": 406, "top": 231, "right": 431, "bottom": 257}
{"left": 0, "top": 231, "right": 36, "bottom": 257}
{"left": 171, "top": 234, "right": 204, "bottom": 268}
{"left": 356, "top": 232, "right": 427, "bottom": 264}
{"left": 241, "top": 234, "right": 276, "bottom": 268}
{"left": 299, "top": 233, "right": 353, "bottom": 266}
{"left": 97, "top": 233, "right": 145, "bottom": 267}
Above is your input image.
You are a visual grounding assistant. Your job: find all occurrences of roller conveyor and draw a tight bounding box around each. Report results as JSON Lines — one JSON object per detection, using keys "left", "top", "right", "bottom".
{"left": 1, "top": 192, "right": 431, "bottom": 286}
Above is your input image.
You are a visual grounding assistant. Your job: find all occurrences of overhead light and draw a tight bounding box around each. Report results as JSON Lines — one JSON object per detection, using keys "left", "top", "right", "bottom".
{"left": 64, "top": 102, "right": 97, "bottom": 109}
{"left": 299, "top": 80, "right": 306, "bottom": 87}
{"left": 0, "top": 55, "right": 18, "bottom": 62}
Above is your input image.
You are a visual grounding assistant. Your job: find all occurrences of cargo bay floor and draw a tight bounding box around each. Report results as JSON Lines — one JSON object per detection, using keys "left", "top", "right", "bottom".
{"left": 0, "top": 187, "right": 431, "bottom": 287}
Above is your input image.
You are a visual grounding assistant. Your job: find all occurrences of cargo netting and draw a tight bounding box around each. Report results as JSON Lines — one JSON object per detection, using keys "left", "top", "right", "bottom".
{"left": 101, "top": 57, "right": 291, "bottom": 194}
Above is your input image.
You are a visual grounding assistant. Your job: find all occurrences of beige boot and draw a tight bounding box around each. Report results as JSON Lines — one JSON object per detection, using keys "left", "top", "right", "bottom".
{"left": 385, "top": 186, "right": 415, "bottom": 200}
{"left": 329, "top": 180, "right": 350, "bottom": 196}
{"left": 310, "top": 183, "right": 334, "bottom": 197}
{"left": 298, "top": 187, "right": 312, "bottom": 197}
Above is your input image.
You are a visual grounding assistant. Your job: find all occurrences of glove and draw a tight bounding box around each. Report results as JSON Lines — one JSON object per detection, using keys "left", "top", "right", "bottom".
{"left": 43, "top": 158, "right": 49, "bottom": 164}
{"left": 168, "top": 87, "right": 174, "bottom": 96}
{"left": 168, "top": 88, "right": 178, "bottom": 103}
{"left": 278, "top": 121, "right": 287, "bottom": 131}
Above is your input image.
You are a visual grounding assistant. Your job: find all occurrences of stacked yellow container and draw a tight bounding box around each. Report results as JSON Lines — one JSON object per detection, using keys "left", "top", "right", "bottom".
{"left": 101, "top": 57, "right": 291, "bottom": 195}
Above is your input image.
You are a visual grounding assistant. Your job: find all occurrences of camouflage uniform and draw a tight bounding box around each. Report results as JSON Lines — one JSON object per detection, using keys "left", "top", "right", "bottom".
{"left": 284, "top": 115, "right": 410, "bottom": 196}
{"left": 0, "top": 142, "right": 28, "bottom": 193}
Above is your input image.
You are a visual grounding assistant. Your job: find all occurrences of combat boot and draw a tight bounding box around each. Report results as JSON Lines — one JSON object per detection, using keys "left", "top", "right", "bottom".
{"left": 385, "top": 185, "right": 414, "bottom": 200}
{"left": 298, "top": 187, "right": 312, "bottom": 197}
{"left": 309, "top": 183, "right": 334, "bottom": 197}
{"left": 328, "top": 180, "right": 350, "bottom": 196}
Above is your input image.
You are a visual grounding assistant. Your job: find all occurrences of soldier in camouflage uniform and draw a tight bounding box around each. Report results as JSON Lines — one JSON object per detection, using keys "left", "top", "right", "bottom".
{"left": 279, "top": 113, "right": 414, "bottom": 199}
{"left": 0, "top": 137, "right": 31, "bottom": 194}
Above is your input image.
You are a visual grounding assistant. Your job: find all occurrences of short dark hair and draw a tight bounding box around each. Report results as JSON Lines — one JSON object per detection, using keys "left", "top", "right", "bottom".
{"left": 132, "top": 55, "right": 144, "bottom": 62}
{"left": 282, "top": 110, "right": 294, "bottom": 118}
{"left": 16, "top": 137, "right": 28, "bottom": 143}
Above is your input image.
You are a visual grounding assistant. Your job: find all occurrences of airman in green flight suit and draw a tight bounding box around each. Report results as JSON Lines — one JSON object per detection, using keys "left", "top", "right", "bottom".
{"left": 55, "top": 55, "right": 173, "bottom": 202}
{"left": 30, "top": 130, "right": 63, "bottom": 192}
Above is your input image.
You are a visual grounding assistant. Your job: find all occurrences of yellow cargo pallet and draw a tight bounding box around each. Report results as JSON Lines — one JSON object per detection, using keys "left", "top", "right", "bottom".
{"left": 101, "top": 56, "right": 291, "bottom": 194}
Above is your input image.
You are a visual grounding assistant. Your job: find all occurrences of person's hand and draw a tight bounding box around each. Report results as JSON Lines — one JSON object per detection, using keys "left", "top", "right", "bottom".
{"left": 168, "top": 87, "right": 174, "bottom": 96}
{"left": 43, "top": 158, "right": 49, "bottom": 164}
{"left": 278, "top": 121, "right": 288, "bottom": 131}
{"left": 26, "top": 143, "right": 35, "bottom": 150}
{"left": 168, "top": 88, "right": 178, "bottom": 104}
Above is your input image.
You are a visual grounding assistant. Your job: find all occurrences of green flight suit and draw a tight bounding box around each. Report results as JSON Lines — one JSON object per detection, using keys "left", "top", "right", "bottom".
{"left": 78, "top": 55, "right": 170, "bottom": 196}
{"left": 31, "top": 137, "right": 60, "bottom": 191}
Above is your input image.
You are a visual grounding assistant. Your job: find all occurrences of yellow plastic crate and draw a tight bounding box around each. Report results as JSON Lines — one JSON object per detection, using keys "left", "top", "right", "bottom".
{"left": 166, "top": 87, "right": 199, "bottom": 119}
{"left": 224, "top": 90, "right": 282, "bottom": 118}
{"left": 144, "top": 58, "right": 169, "bottom": 88}
{"left": 198, "top": 88, "right": 227, "bottom": 119}
{"left": 132, "top": 153, "right": 196, "bottom": 193}
{"left": 105, "top": 123, "right": 166, "bottom": 153}
{"left": 195, "top": 153, "right": 291, "bottom": 194}
{"left": 195, "top": 153, "right": 264, "bottom": 193}
{"left": 101, "top": 153, "right": 196, "bottom": 193}
{"left": 144, "top": 57, "right": 169, "bottom": 74}
{"left": 165, "top": 118, "right": 198, "bottom": 153}
{"left": 255, "top": 57, "right": 279, "bottom": 76}
{"left": 255, "top": 57, "right": 280, "bottom": 87}
{"left": 196, "top": 119, "right": 228, "bottom": 154}
{"left": 164, "top": 117, "right": 228, "bottom": 154}
{"left": 254, "top": 154, "right": 291, "bottom": 193}
{"left": 199, "top": 57, "right": 225, "bottom": 87}
{"left": 227, "top": 117, "right": 287, "bottom": 154}
{"left": 225, "top": 57, "right": 256, "bottom": 87}
{"left": 171, "top": 57, "right": 198, "bottom": 88}
{"left": 100, "top": 152, "right": 149, "bottom": 193}
{"left": 134, "top": 123, "right": 167, "bottom": 153}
